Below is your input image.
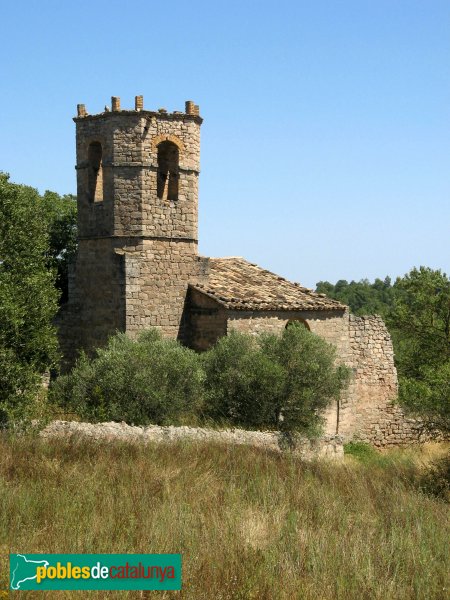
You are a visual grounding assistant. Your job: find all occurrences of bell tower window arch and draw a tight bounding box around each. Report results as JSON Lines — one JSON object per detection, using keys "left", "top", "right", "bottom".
{"left": 157, "top": 140, "right": 179, "bottom": 201}
{"left": 87, "top": 141, "right": 104, "bottom": 202}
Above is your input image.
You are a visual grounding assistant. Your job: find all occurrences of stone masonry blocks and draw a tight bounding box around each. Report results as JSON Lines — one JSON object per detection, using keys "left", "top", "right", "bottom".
{"left": 57, "top": 97, "right": 424, "bottom": 448}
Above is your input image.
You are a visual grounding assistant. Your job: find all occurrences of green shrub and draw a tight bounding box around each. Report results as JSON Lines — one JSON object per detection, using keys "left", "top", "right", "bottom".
{"left": 49, "top": 330, "right": 204, "bottom": 425}
{"left": 201, "top": 332, "right": 284, "bottom": 427}
{"left": 51, "top": 325, "right": 350, "bottom": 434}
{"left": 260, "top": 323, "right": 350, "bottom": 434}
{"left": 203, "top": 324, "right": 350, "bottom": 434}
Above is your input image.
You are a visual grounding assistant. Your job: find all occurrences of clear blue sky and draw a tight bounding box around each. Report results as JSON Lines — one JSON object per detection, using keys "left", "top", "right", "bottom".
{"left": 1, "top": 0, "right": 448, "bottom": 288}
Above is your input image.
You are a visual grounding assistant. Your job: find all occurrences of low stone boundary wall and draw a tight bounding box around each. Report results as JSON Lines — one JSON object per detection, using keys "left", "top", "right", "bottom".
{"left": 40, "top": 421, "right": 344, "bottom": 461}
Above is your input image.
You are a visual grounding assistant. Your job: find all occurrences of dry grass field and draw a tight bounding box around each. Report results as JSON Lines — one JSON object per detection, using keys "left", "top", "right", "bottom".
{"left": 0, "top": 436, "right": 448, "bottom": 599}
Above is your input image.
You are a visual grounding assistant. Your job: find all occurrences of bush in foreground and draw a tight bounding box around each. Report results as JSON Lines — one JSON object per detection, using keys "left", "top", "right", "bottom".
{"left": 49, "top": 330, "right": 204, "bottom": 425}
{"left": 260, "top": 323, "right": 350, "bottom": 433}
{"left": 201, "top": 332, "right": 285, "bottom": 428}
{"left": 51, "top": 325, "right": 349, "bottom": 434}
{"left": 203, "top": 324, "right": 350, "bottom": 434}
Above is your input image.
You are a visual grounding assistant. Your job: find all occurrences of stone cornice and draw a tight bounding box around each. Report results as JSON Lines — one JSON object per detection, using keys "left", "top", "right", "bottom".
{"left": 74, "top": 110, "right": 203, "bottom": 125}
{"left": 78, "top": 234, "right": 198, "bottom": 243}
{"left": 75, "top": 162, "right": 199, "bottom": 174}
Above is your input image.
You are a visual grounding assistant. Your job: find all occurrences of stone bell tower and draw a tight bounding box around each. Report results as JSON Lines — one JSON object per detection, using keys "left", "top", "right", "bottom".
{"left": 60, "top": 96, "right": 204, "bottom": 359}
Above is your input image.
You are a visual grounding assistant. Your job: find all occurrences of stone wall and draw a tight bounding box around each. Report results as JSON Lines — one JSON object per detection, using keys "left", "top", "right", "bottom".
{"left": 224, "top": 309, "right": 429, "bottom": 446}
{"left": 56, "top": 238, "right": 126, "bottom": 365}
{"left": 122, "top": 241, "right": 204, "bottom": 342}
{"left": 342, "top": 314, "right": 431, "bottom": 447}
{"left": 226, "top": 309, "right": 350, "bottom": 435}
{"left": 40, "top": 421, "right": 345, "bottom": 461}
{"left": 60, "top": 240, "right": 206, "bottom": 358}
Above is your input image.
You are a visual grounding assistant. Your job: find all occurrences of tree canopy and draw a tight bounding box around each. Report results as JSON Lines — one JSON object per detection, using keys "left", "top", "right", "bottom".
{"left": 41, "top": 190, "right": 77, "bottom": 304}
{"left": 316, "top": 277, "right": 394, "bottom": 317}
{"left": 317, "top": 267, "right": 450, "bottom": 432}
{"left": 202, "top": 324, "right": 350, "bottom": 434}
{"left": 387, "top": 267, "right": 450, "bottom": 432}
{"left": 0, "top": 173, "right": 60, "bottom": 422}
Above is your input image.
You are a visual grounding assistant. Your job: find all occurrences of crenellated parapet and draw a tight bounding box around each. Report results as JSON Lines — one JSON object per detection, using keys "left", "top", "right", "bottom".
{"left": 75, "top": 96, "right": 202, "bottom": 122}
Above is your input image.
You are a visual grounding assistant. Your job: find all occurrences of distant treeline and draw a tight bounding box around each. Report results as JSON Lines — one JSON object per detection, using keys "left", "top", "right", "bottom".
{"left": 315, "top": 277, "right": 394, "bottom": 317}
{"left": 316, "top": 270, "right": 450, "bottom": 432}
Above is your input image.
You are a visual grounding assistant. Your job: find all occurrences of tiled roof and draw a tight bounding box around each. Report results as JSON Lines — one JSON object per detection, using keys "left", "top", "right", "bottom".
{"left": 190, "top": 257, "right": 346, "bottom": 312}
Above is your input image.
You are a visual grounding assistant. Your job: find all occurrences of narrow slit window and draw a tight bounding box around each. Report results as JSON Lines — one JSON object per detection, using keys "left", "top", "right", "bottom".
{"left": 157, "top": 141, "right": 179, "bottom": 201}
{"left": 88, "top": 141, "right": 104, "bottom": 202}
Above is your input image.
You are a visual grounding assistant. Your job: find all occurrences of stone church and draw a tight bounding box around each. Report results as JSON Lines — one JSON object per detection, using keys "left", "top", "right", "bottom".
{"left": 58, "top": 96, "right": 420, "bottom": 446}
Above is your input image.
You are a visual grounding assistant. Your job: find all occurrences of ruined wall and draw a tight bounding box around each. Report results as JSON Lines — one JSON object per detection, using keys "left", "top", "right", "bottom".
{"left": 342, "top": 315, "right": 429, "bottom": 447}
{"left": 41, "top": 421, "right": 345, "bottom": 461}
{"left": 225, "top": 309, "right": 426, "bottom": 445}
{"left": 339, "top": 315, "right": 397, "bottom": 441}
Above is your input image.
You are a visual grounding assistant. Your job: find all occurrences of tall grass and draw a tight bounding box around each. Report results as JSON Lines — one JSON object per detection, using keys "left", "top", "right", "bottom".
{"left": 0, "top": 436, "right": 448, "bottom": 599}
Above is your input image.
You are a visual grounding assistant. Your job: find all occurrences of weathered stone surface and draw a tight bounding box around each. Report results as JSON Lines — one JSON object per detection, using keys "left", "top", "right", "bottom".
{"left": 40, "top": 420, "right": 344, "bottom": 461}
{"left": 56, "top": 95, "right": 430, "bottom": 448}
